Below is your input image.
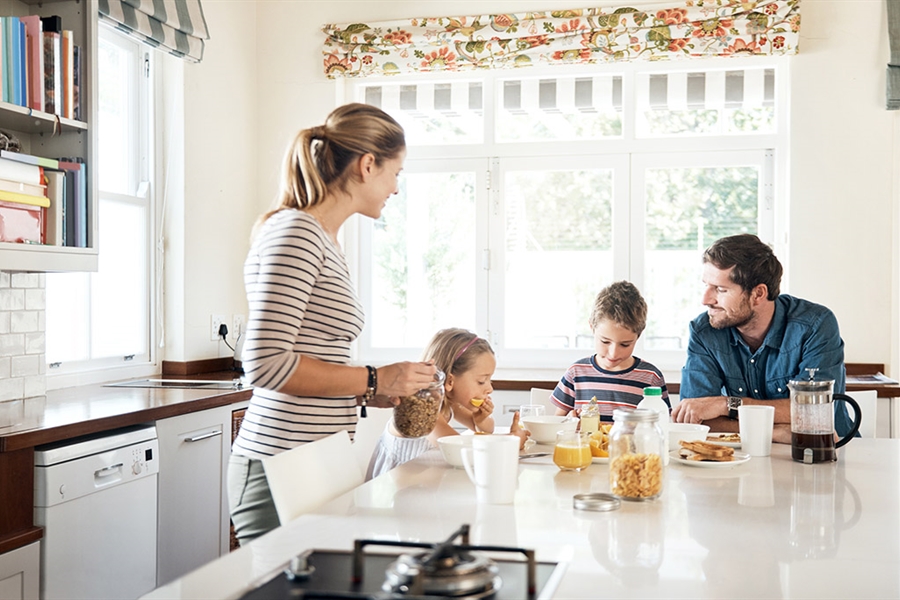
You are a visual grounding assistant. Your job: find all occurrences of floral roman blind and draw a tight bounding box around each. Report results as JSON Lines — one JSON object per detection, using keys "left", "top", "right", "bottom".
{"left": 322, "top": 0, "right": 800, "bottom": 79}
{"left": 99, "top": 0, "right": 210, "bottom": 63}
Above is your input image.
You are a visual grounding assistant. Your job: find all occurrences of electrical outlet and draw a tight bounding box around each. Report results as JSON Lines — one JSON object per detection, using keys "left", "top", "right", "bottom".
{"left": 211, "top": 314, "right": 226, "bottom": 342}
{"left": 232, "top": 314, "right": 245, "bottom": 339}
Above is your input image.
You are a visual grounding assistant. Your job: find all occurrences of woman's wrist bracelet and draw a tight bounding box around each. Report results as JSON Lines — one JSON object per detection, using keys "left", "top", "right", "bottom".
{"left": 362, "top": 365, "right": 377, "bottom": 418}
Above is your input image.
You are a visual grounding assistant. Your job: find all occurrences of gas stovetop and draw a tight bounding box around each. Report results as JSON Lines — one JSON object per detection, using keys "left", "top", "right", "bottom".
{"left": 238, "top": 525, "right": 563, "bottom": 599}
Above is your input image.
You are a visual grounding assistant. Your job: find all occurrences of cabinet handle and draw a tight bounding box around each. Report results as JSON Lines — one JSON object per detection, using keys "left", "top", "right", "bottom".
{"left": 184, "top": 430, "right": 223, "bottom": 443}
{"left": 95, "top": 463, "right": 123, "bottom": 477}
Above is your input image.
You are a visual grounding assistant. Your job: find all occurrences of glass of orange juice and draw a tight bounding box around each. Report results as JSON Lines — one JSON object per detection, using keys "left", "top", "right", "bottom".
{"left": 553, "top": 430, "right": 592, "bottom": 471}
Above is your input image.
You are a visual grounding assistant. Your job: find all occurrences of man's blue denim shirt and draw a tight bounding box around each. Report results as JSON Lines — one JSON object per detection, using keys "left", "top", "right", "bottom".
{"left": 680, "top": 294, "right": 855, "bottom": 438}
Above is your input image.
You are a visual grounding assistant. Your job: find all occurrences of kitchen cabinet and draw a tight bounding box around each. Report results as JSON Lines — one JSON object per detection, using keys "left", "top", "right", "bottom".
{"left": 156, "top": 405, "right": 234, "bottom": 586}
{"left": 0, "top": 0, "right": 98, "bottom": 272}
{"left": 0, "top": 540, "right": 38, "bottom": 600}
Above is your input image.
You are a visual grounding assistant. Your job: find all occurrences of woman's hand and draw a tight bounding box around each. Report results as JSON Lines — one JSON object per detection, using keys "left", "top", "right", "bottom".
{"left": 509, "top": 411, "right": 531, "bottom": 450}
{"left": 376, "top": 362, "right": 437, "bottom": 397}
{"left": 364, "top": 394, "right": 400, "bottom": 409}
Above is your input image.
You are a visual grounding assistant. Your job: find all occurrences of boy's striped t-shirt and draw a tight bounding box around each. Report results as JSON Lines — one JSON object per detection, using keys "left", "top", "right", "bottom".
{"left": 551, "top": 355, "right": 670, "bottom": 420}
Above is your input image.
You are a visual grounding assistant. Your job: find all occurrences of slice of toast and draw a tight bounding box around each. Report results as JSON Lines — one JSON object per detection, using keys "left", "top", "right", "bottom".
{"left": 680, "top": 449, "right": 734, "bottom": 462}
{"left": 679, "top": 439, "right": 735, "bottom": 458}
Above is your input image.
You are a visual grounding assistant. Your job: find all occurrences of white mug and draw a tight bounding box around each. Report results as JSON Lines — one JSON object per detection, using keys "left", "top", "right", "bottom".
{"left": 461, "top": 435, "right": 520, "bottom": 504}
{"left": 739, "top": 405, "right": 775, "bottom": 457}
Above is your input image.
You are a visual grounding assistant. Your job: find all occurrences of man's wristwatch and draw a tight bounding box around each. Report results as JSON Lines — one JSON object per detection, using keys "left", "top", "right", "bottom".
{"left": 726, "top": 396, "right": 742, "bottom": 420}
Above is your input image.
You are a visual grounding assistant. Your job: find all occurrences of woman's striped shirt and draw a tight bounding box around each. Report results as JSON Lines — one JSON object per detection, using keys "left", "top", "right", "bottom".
{"left": 232, "top": 210, "right": 364, "bottom": 460}
{"left": 551, "top": 355, "right": 670, "bottom": 420}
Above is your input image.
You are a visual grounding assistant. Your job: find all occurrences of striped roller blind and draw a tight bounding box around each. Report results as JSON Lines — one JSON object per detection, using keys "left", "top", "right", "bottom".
{"left": 98, "top": 0, "right": 209, "bottom": 63}
{"left": 888, "top": 0, "right": 900, "bottom": 110}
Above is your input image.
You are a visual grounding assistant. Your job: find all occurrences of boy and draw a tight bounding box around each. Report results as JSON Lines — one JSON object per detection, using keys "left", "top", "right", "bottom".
{"left": 552, "top": 281, "right": 670, "bottom": 420}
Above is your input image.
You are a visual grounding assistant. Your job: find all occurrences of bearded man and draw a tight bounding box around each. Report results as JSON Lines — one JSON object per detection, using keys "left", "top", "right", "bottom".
{"left": 673, "top": 234, "right": 855, "bottom": 442}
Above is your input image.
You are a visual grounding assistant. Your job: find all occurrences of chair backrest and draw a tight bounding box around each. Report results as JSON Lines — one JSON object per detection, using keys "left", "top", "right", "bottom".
{"left": 262, "top": 430, "right": 364, "bottom": 525}
{"left": 844, "top": 390, "right": 878, "bottom": 438}
{"left": 529, "top": 388, "right": 557, "bottom": 413}
{"left": 352, "top": 406, "right": 393, "bottom": 474}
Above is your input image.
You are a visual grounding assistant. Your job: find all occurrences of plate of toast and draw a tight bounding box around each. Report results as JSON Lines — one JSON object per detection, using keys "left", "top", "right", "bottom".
{"left": 670, "top": 440, "right": 750, "bottom": 467}
{"left": 706, "top": 432, "right": 742, "bottom": 448}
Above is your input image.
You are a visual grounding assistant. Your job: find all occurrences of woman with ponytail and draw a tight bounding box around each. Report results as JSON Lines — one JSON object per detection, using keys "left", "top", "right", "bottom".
{"left": 228, "top": 104, "right": 437, "bottom": 545}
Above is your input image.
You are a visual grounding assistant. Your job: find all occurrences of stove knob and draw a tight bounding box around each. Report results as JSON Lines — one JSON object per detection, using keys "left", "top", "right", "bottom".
{"left": 284, "top": 551, "right": 315, "bottom": 581}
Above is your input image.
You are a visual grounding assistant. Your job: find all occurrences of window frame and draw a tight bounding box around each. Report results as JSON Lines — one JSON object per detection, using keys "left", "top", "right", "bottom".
{"left": 345, "top": 57, "right": 789, "bottom": 377}
{"left": 45, "top": 23, "right": 159, "bottom": 387}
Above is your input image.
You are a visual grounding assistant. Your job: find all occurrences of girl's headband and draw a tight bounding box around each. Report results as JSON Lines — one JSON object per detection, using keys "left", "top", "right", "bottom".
{"left": 453, "top": 336, "right": 479, "bottom": 364}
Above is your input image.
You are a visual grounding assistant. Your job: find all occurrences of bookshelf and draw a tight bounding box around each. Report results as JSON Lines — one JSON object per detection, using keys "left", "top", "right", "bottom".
{"left": 0, "top": 0, "right": 96, "bottom": 272}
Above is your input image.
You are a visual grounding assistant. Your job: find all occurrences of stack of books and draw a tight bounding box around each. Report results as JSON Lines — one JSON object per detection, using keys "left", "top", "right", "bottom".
{"left": 0, "top": 150, "right": 86, "bottom": 246}
{"left": 0, "top": 13, "right": 81, "bottom": 119}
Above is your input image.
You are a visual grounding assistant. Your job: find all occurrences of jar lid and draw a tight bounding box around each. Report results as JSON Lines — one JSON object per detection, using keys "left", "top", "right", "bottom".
{"left": 643, "top": 386, "right": 662, "bottom": 396}
{"left": 573, "top": 493, "right": 621, "bottom": 512}
{"left": 613, "top": 408, "right": 658, "bottom": 423}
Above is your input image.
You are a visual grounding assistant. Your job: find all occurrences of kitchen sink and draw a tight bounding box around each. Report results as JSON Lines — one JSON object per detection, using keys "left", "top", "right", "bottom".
{"left": 105, "top": 378, "right": 245, "bottom": 390}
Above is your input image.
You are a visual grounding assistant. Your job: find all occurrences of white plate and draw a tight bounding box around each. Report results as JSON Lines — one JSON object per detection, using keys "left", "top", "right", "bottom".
{"left": 705, "top": 433, "right": 742, "bottom": 448}
{"left": 669, "top": 450, "right": 750, "bottom": 468}
{"left": 592, "top": 456, "right": 609, "bottom": 464}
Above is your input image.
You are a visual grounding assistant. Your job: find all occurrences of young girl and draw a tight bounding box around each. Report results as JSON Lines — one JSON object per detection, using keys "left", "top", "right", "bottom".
{"left": 366, "top": 328, "right": 530, "bottom": 479}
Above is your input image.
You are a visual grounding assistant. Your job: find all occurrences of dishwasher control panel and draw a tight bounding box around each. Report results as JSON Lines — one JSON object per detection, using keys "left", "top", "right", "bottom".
{"left": 34, "top": 425, "right": 159, "bottom": 507}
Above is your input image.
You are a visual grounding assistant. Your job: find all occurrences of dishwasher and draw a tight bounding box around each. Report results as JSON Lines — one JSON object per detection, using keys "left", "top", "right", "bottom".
{"left": 34, "top": 424, "right": 159, "bottom": 600}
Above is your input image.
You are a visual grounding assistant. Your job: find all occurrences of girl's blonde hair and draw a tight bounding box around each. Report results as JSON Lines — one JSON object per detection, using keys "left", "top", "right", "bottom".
{"left": 423, "top": 328, "right": 494, "bottom": 421}
{"left": 256, "top": 103, "right": 405, "bottom": 229}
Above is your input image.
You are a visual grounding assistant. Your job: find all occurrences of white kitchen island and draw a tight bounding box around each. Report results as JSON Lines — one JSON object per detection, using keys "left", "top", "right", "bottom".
{"left": 145, "top": 439, "right": 899, "bottom": 599}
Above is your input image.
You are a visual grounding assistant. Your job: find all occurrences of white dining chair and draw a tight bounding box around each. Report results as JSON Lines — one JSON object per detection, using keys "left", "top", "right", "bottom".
{"left": 529, "top": 388, "right": 557, "bottom": 413}
{"left": 262, "top": 430, "right": 364, "bottom": 525}
{"left": 352, "top": 406, "right": 393, "bottom": 474}
{"left": 844, "top": 390, "right": 878, "bottom": 438}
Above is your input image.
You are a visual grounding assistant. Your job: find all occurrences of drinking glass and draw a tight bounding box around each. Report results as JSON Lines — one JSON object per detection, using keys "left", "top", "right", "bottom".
{"left": 553, "top": 430, "right": 592, "bottom": 471}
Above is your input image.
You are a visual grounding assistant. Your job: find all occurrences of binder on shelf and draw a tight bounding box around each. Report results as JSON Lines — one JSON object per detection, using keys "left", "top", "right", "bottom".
{"left": 0, "top": 199, "right": 43, "bottom": 244}
{"left": 41, "top": 16, "right": 61, "bottom": 116}
{"left": 72, "top": 45, "right": 80, "bottom": 121}
{"left": 61, "top": 30, "right": 72, "bottom": 119}
{"left": 0, "top": 188, "right": 49, "bottom": 208}
{"left": 44, "top": 169, "right": 64, "bottom": 246}
{"left": 2, "top": 17, "right": 12, "bottom": 104}
{"left": 21, "top": 15, "right": 42, "bottom": 112}
{"left": 55, "top": 159, "right": 85, "bottom": 247}
{"left": 0, "top": 177, "right": 45, "bottom": 197}
{"left": 0, "top": 149, "right": 59, "bottom": 169}
{"left": 0, "top": 157, "right": 42, "bottom": 185}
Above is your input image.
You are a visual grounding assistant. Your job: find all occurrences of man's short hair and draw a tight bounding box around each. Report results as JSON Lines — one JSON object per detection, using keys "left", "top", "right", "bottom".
{"left": 703, "top": 234, "right": 783, "bottom": 300}
{"left": 589, "top": 281, "right": 647, "bottom": 336}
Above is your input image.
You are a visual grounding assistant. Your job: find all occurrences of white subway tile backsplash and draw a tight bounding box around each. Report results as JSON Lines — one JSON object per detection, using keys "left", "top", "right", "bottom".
{"left": 0, "top": 271, "right": 47, "bottom": 401}
{"left": 0, "top": 377, "right": 24, "bottom": 402}
{"left": 10, "top": 273, "right": 39, "bottom": 288}
{"left": 0, "top": 289, "right": 25, "bottom": 311}
{"left": 11, "top": 355, "right": 39, "bottom": 377}
{"left": 25, "top": 288, "right": 45, "bottom": 310}
{"left": 11, "top": 311, "right": 38, "bottom": 333}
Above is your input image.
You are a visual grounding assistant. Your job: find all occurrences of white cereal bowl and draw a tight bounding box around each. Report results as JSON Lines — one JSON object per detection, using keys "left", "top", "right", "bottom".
{"left": 521, "top": 415, "right": 578, "bottom": 444}
{"left": 437, "top": 435, "right": 475, "bottom": 468}
{"left": 668, "top": 423, "right": 711, "bottom": 452}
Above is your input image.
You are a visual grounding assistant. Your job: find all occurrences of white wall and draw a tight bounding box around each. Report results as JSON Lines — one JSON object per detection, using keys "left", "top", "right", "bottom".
{"left": 174, "top": 0, "right": 900, "bottom": 377}
{"left": 173, "top": 1, "right": 258, "bottom": 361}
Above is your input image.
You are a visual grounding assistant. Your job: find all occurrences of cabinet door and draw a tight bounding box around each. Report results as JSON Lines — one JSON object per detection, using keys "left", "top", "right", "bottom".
{"left": 156, "top": 406, "right": 231, "bottom": 586}
{"left": 0, "top": 541, "right": 39, "bottom": 600}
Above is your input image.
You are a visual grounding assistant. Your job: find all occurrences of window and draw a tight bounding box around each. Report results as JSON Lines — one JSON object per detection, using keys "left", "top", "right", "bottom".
{"left": 349, "top": 58, "right": 785, "bottom": 373}
{"left": 46, "top": 24, "right": 155, "bottom": 377}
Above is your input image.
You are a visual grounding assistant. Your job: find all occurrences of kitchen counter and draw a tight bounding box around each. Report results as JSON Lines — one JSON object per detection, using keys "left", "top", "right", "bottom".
{"left": 145, "top": 439, "right": 899, "bottom": 599}
{"left": 0, "top": 374, "right": 252, "bottom": 555}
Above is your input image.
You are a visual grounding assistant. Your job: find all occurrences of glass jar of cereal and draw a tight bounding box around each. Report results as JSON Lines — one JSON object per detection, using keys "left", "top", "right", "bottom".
{"left": 608, "top": 408, "right": 665, "bottom": 501}
{"left": 392, "top": 369, "right": 445, "bottom": 438}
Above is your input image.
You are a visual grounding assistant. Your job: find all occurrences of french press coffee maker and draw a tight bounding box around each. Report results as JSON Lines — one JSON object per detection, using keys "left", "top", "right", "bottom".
{"left": 788, "top": 369, "right": 862, "bottom": 463}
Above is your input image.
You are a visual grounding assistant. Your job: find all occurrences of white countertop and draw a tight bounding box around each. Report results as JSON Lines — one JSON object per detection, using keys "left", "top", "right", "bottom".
{"left": 145, "top": 439, "right": 900, "bottom": 599}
